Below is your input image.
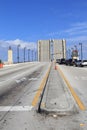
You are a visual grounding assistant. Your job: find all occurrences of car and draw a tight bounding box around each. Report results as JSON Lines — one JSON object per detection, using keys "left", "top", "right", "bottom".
{"left": 65, "top": 59, "right": 73, "bottom": 66}
{"left": 81, "top": 60, "right": 87, "bottom": 67}
{"left": 74, "top": 60, "right": 82, "bottom": 67}
{"left": 74, "top": 60, "right": 87, "bottom": 67}
{"left": 59, "top": 58, "right": 66, "bottom": 64}
{"left": 56, "top": 58, "right": 66, "bottom": 64}
{"left": 56, "top": 59, "right": 61, "bottom": 64}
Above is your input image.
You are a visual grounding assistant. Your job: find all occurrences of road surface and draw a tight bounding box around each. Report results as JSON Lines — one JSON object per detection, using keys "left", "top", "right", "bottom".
{"left": 0, "top": 62, "right": 86, "bottom": 130}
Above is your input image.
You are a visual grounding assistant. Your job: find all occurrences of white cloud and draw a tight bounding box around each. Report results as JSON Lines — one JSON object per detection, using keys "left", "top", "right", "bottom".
{"left": 64, "top": 22, "right": 87, "bottom": 36}
{"left": 66, "top": 35, "right": 87, "bottom": 42}
{"left": 48, "top": 22, "right": 87, "bottom": 41}
{"left": 0, "top": 39, "right": 37, "bottom": 50}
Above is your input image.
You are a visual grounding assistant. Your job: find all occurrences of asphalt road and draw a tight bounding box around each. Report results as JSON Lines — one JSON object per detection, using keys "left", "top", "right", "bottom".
{"left": 58, "top": 65, "right": 87, "bottom": 109}
{"left": 0, "top": 62, "right": 87, "bottom": 130}
{"left": 0, "top": 62, "right": 48, "bottom": 96}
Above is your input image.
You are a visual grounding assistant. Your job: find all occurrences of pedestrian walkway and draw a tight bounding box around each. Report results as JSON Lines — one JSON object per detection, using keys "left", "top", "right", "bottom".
{"left": 40, "top": 63, "right": 78, "bottom": 115}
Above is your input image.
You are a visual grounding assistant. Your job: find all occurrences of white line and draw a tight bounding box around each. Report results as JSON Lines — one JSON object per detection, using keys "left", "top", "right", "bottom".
{"left": 0, "top": 106, "right": 33, "bottom": 111}
{"left": 29, "top": 78, "right": 38, "bottom": 81}
{"left": 74, "top": 76, "right": 79, "bottom": 80}
{"left": 81, "top": 76, "right": 87, "bottom": 80}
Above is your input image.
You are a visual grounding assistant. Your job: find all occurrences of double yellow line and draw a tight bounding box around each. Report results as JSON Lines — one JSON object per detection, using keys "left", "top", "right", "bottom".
{"left": 32, "top": 63, "right": 86, "bottom": 111}
{"left": 32, "top": 65, "right": 51, "bottom": 107}
{"left": 57, "top": 65, "right": 86, "bottom": 111}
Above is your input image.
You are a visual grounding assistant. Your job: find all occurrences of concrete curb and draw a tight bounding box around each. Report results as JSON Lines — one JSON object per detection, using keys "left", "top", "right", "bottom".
{"left": 40, "top": 104, "right": 79, "bottom": 116}
{"left": 38, "top": 63, "right": 79, "bottom": 116}
{"left": 32, "top": 64, "right": 52, "bottom": 112}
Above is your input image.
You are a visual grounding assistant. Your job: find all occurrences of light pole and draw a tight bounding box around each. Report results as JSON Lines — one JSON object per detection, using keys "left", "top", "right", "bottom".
{"left": 17, "top": 44, "right": 20, "bottom": 63}
{"left": 68, "top": 49, "right": 71, "bottom": 59}
{"left": 35, "top": 51, "right": 36, "bottom": 61}
{"left": 50, "top": 39, "right": 54, "bottom": 61}
{"left": 79, "top": 43, "right": 83, "bottom": 61}
{"left": 24, "top": 47, "right": 26, "bottom": 62}
{"left": 32, "top": 50, "right": 33, "bottom": 61}
{"left": 28, "top": 49, "right": 30, "bottom": 62}
{"left": 62, "top": 40, "right": 64, "bottom": 59}
{"left": 71, "top": 48, "right": 74, "bottom": 58}
{"left": 66, "top": 49, "right": 68, "bottom": 59}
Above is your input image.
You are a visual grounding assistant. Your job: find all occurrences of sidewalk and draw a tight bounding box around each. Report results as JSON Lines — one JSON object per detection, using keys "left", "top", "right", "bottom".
{"left": 40, "top": 63, "right": 78, "bottom": 115}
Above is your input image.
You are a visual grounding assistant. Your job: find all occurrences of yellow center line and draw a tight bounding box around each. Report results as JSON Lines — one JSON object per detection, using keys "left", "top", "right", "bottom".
{"left": 32, "top": 65, "right": 51, "bottom": 107}
{"left": 57, "top": 65, "right": 86, "bottom": 111}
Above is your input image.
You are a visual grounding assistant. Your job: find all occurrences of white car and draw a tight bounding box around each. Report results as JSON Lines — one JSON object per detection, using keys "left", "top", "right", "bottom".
{"left": 81, "top": 60, "right": 87, "bottom": 67}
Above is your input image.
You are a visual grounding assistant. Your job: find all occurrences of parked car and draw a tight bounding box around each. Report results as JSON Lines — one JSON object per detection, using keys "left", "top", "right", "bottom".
{"left": 65, "top": 59, "right": 73, "bottom": 66}
{"left": 74, "top": 60, "right": 87, "bottom": 67}
{"left": 56, "top": 59, "right": 61, "bottom": 64}
{"left": 81, "top": 60, "right": 87, "bottom": 67}
{"left": 74, "top": 60, "right": 82, "bottom": 67}
{"left": 59, "top": 58, "right": 66, "bottom": 64}
{"left": 56, "top": 58, "right": 66, "bottom": 64}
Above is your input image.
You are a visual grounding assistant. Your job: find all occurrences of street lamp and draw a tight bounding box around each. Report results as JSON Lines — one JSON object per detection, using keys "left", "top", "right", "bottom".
{"left": 32, "top": 50, "right": 33, "bottom": 61}
{"left": 79, "top": 43, "right": 83, "bottom": 61}
{"left": 71, "top": 48, "right": 74, "bottom": 58}
{"left": 17, "top": 44, "right": 20, "bottom": 63}
{"left": 66, "top": 49, "right": 69, "bottom": 59}
{"left": 24, "top": 47, "right": 26, "bottom": 62}
{"left": 62, "top": 40, "right": 64, "bottom": 59}
{"left": 50, "top": 39, "right": 54, "bottom": 61}
{"left": 28, "top": 49, "right": 30, "bottom": 62}
{"left": 68, "top": 49, "right": 71, "bottom": 59}
{"left": 35, "top": 51, "right": 37, "bottom": 61}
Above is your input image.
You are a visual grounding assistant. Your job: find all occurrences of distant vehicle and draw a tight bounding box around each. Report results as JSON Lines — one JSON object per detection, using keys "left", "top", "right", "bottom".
{"left": 74, "top": 60, "right": 82, "bottom": 67}
{"left": 65, "top": 59, "right": 73, "bottom": 66}
{"left": 56, "top": 59, "right": 61, "bottom": 64}
{"left": 59, "top": 58, "right": 66, "bottom": 64}
{"left": 81, "top": 60, "right": 87, "bottom": 67}
{"left": 56, "top": 58, "right": 66, "bottom": 64}
{"left": 74, "top": 60, "right": 87, "bottom": 67}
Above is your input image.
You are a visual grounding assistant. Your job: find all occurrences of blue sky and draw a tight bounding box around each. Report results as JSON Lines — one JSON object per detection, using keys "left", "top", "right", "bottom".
{"left": 0, "top": 0, "right": 87, "bottom": 62}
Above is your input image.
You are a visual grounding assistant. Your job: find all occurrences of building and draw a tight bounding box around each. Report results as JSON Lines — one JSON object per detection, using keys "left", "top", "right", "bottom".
{"left": 38, "top": 40, "right": 50, "bottom": 62}
{"left": 37, "top": 39, "right": 66, "bottom": 62}
{"left": 8, "top": 46, "right": 13, "bottom": 64}
{"left": 53, "top": 39, "right": 66, "bottom": 60}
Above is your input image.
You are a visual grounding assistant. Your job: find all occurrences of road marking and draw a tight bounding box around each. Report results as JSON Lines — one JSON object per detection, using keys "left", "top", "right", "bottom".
{"left": 57, "top": 65, "right": 86, "bottom": 111}
{"left": 29, "top": 78, "right": 38, "bottom": 81}
{"left": 32, "top": 65, "right": 51, "bottom": 107}
{"left": 80, "top": 123, "right": 85, "bottom": 126}
{"left": 16, "top": 77, "right": 26, "bottom": 83}
{"left": 74, "top": 76, "right": 79, "bottom": 80}
{"left": 74, "top": 76, "right": 87, "bottom": 81}
{"left": 81, "top": 76, "right": 87, "bottom": 80}
{"left": 0, "top": 106, "right": 33, "bottom": 111}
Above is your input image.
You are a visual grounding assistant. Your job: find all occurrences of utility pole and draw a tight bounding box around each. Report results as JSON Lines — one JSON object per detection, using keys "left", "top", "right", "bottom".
{"left": 62, "top": 40, "right": 64, "bottom": 59}
{"left": 79, "top": 43, "right": 83, "bottom": 61}
{"left": 17, "top": 44, "right": 20, "bottom": 63}
{"left": 28, "top": 49, "right": 30, "bottom": 62}
{"left": 24, "top": 47, "right": 26, "bottom": 62}
{"left": 32, "top": 50, "right": 33, "bottom": 61}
